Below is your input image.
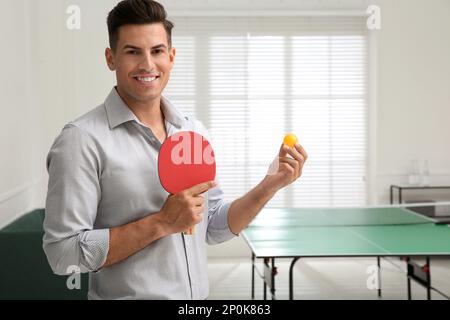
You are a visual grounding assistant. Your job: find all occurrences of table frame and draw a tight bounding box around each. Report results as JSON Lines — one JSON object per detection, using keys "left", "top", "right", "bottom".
{"left": 390, "top": 185, "right": 450, "bottom": 205}
{"left": 249, "top": 252, "right": 443, "bottom": 300}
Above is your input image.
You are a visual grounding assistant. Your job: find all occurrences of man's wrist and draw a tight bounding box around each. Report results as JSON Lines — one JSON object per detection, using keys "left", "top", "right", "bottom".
{"left": 151, "top": 211, "right": 174, "bottom": 237}
{"left": 259, "top": 176, "right": 279, "bottom": 198}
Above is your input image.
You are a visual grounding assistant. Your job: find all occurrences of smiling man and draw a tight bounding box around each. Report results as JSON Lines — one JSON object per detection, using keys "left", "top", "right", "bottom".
{"left": 43, "top": 0, "right": 307, "bottom": 300}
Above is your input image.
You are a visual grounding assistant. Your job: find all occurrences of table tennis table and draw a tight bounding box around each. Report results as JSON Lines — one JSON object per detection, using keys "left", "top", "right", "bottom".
{"left": 242, "top": 207, "right": 450, "bottom": 300}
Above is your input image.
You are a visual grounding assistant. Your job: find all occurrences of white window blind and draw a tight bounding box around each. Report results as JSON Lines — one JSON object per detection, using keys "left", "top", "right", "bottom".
{"left": 164, "top": 16, "right": 368, "bottom": 207}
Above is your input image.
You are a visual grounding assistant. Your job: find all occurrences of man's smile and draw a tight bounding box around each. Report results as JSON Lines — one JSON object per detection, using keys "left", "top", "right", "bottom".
{"left": 132, "top": 74, "right": 160, "bottom": 86}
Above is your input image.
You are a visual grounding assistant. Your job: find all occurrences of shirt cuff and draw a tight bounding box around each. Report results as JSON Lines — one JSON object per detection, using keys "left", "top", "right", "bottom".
{"left": 206, "top": 201, "right": 238, "bottom": 245}
{"left": 78, "top": 228, "right": 110, "bottom": 273}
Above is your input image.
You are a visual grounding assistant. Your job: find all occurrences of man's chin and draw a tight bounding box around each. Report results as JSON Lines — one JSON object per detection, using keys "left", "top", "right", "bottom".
{"left": 130, "top": 90, "right": 161, "bottom": 103}
{"left": 117, "top": 85, "right": 163, "bottom": 106}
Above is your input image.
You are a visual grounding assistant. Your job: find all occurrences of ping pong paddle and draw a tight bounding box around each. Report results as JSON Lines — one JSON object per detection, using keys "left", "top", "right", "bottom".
{"left": 158, "top": 131, "right": 216, "bottom": 235}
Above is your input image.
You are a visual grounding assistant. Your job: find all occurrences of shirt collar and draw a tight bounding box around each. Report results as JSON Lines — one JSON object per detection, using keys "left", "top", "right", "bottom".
{"left": 160, "top": 95, "right": 186, "bottom": 128}
{"left": 104, "top": 87, "right": 186, "bottom": 130}
{"left": 104, "top": 87, "right": 138, "bottom": 129}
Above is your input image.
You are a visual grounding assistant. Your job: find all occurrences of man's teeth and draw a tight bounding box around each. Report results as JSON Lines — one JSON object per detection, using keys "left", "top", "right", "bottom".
{"left": 136, "top": 76, "right": 156, "bottom": 82}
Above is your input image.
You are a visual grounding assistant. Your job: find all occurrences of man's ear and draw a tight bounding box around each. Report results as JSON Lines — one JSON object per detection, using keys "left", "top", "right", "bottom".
{"left": 168, "top": 46, "right": 176, "bottom": 70}
{"left": 105, "top": 47, "right": 116, "bottom": 71}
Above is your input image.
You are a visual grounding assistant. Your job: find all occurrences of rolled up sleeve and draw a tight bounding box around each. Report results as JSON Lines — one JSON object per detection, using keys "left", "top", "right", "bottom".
{"left": 205, "top": 185, "right": 238, "bottom": 245}
{"left": 43, "top": 124, "right": 109, "bottom": 275}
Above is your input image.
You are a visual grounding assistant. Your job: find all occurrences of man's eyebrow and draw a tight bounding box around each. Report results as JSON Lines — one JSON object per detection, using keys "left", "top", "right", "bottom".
{"left": 123, "top": 44, "right": 141, "bottom": 50}
{"left": 151, "top": 44, "right": 167, "bottom": 50}
{"left": 122, "top": 44, "right": 167, "bottom": 50}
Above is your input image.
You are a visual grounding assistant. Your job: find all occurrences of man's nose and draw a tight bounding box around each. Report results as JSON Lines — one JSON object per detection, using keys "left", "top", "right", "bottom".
{"left": 138, "top": 51, "right": 156, "bottom": 70}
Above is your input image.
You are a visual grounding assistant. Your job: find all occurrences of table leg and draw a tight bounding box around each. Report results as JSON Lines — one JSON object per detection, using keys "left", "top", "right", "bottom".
{"left": 377, "top": 256, "right": 382, "bottom": 298}
{"left": 406, "top": 257, "right": 412, "bottom": 300}
{"left": 263, "top": 281, "right": 267, "bottom": 300}
{"left": 251, "top": 253, "right": 255, "bottom": 300}
{"left": 426, "top": 257, "right": 431, "bottom": 300}
{"left": 263, "top": 258, "right": 267, "bottom": 300}
{"left": 271, "top": 258, "right": 276, "bottom": 300}
{"left": 289, "top": 257, "right": 301, "bottom": 300}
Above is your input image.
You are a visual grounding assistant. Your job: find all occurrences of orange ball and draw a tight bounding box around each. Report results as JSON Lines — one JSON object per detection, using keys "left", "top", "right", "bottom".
{"left": 283, "top": 133, "right": 298, "bottom": 148}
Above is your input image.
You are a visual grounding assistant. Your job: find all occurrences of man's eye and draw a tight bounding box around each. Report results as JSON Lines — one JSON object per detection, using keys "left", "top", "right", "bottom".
{"left": 152, "top": 49, "right": 163, "bottom": 54}
{"left": 127, "top": 50, "right": 139, "bottom": 55}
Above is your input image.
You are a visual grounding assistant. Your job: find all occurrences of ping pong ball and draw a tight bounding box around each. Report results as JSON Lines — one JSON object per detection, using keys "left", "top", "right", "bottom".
{"left": 283, "top": 133, "right": 298, "bottom": 148}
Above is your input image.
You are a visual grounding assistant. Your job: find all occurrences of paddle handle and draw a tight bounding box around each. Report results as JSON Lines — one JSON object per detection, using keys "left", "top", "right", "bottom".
{"left": 183, "top": 226, "right": 195, "bottom": 235}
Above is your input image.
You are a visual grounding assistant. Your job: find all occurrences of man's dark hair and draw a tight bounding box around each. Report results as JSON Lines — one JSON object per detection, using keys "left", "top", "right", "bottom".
{"left": 107, "top": 0, "right": 174, "bottom": 51}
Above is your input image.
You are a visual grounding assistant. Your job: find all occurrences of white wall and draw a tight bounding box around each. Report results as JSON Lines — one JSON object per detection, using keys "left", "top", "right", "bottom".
{"left": 374, "top": 0, "right": 450, "bottom": 203}
{"left": 0, "top": 0, "right": 37, "bottom": 227}
{"left": 0, "top": 0, "right": 116, "bottom": 228}
{"left": 29, "top": 0, "right": 117, "bottom": 210}
{"left": 0, "top": 0, "right": 449, "bottom": 258}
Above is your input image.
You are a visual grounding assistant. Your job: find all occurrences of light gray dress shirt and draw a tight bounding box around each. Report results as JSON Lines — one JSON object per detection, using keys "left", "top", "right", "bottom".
{"left": 43, "top": 87, "right": 237, "bottom": 300}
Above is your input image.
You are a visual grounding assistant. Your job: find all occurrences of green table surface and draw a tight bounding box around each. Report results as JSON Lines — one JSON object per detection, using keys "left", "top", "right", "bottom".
{"left": 242, "top": 207, "right": 450, "bottom": 258}
{"left": 0, "top": 209, "right": 88, "bottom": 299}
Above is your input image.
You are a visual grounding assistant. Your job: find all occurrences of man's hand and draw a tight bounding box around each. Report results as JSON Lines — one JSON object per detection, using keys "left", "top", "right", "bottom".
{"left": 102, "top": 180, "right": 216, "bottom": 268}
{"left": 263, "top": 142, "right": 308, "bottom": 193}
{"left": 158, "top": 180, "right": 217, "bottom": 234}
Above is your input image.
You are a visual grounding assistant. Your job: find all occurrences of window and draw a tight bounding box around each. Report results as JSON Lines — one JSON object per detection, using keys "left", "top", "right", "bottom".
{"left": 164, "top": 16, "right": 368, "bottom": 206}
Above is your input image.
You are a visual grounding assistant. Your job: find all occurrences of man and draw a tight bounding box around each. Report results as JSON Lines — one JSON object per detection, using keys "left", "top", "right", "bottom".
{"left": 43, "top": 0, "right": 307, "bottom": 300}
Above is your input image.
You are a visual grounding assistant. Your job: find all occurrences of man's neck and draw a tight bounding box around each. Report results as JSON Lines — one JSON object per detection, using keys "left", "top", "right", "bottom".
{"left": 116, "top": 87, "right": 164, "bottom": 129}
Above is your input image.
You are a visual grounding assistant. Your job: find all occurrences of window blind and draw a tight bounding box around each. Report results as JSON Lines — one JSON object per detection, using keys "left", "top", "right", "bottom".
{"left": 164, "top": 16, "right": 368, "bottom": 206}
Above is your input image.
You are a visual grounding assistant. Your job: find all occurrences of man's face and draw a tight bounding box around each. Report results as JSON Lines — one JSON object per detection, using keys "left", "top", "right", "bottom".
{"left": 105, "top": 23, "right": 175, "bottom": 105}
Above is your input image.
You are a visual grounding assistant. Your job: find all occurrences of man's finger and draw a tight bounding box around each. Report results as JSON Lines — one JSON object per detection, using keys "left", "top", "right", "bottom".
{"left": 192, "top": 195, "right": 205, "bottom": 206}
{"left": 294, "top": 143, "right": 308, "bottom": 160}
{"left": 285, "top": 145, "right": 304, "bottom": 164}
{"left": 279, "top": 143, "right": 289, "bottom": 157}
{"left": 279, "top": 157, "right": 300, "bottom": 177}
{"left": 185, "top": 180, "right": 217, "bottom": 196}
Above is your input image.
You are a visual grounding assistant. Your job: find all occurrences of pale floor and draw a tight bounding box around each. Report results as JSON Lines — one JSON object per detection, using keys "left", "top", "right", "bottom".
{"left": 207, "top": 257, "right": 450, "bottom": 300}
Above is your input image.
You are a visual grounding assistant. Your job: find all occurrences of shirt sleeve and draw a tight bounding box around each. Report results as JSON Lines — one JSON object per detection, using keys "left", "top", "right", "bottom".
{"left": 43, "top": 124, "right": 109, "bottom": 275}
{"left": 205, "top": 185, "right": 238, "bottom": 245}
{"left": 193, "top": 119, "right": 238, "bottom": 245}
